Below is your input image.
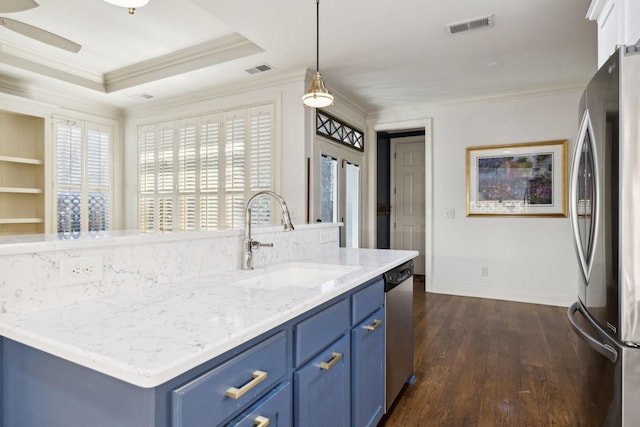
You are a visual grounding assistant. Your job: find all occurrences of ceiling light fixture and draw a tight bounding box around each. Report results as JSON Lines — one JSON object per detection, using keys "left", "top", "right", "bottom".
{"left": 104, "top": 0, "right": 148, "bottom": 14}
{"left": 302, "top": 0, "right": 334, "bottom": 108}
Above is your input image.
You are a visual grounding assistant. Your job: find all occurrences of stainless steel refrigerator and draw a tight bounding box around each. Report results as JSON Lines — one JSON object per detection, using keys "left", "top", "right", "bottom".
{"left": 567, "top": 43, "right": 640, "bottom": 426}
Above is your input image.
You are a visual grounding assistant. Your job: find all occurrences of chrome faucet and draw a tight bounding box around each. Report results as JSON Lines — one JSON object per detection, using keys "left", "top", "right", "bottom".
{"left": 242, "top": 190, "right": 295, "bottom": 270}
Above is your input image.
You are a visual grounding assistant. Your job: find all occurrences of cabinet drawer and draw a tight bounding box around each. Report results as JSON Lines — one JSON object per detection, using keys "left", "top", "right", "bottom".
{"left": 172, "top": 331, "right": 287, "bottom": 427}
{"left": 226, "top": 382, "right": 292, "bottom": 427}
{"left": 294, "top": 299, "right": 349, "bottom": 366}
{"left": 352, "top": 279, "right": 383, "bottom": 326}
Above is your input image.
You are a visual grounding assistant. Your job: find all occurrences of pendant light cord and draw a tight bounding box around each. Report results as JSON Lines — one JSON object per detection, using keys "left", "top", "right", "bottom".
{"left": 316, "top": 0, "right": 320, "bottom": 72}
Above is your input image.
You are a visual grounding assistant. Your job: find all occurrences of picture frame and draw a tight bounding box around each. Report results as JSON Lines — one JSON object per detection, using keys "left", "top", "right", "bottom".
{"left": 466, "top": 140, "right": 568, "bottom": 217}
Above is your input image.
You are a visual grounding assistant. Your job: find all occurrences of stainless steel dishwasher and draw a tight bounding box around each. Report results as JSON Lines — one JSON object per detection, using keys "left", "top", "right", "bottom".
{"left": 384, "top": 259, "right": 415, "bottom": 412}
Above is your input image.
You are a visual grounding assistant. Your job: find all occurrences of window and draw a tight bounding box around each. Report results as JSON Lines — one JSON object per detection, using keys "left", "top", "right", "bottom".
{"left": 315, "top": 110, "right": 364, "bottom": 248}
{"left": 316, "top": 110, "right": 364, "bottom": 152}
{"left": 315, "top": 142, "right": 362, "bottom": 248}
{"left": 138, "top": 104, "right": 274, "bottom": 233}
{"left": 55, "top": 120, "right": 112, "bottom": 237}
{"left": 319, "top": 154, "right": 338, "bottom": 223}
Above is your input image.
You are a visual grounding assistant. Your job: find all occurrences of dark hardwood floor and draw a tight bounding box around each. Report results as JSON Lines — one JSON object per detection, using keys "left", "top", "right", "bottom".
{"left": 380, "top": 278, "right": 592, "bottom": 427}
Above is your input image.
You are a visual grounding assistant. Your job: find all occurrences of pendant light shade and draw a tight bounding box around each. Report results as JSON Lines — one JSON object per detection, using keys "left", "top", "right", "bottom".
{"left": 302, "top": 0, "right": 334, "bottom": 108}
{"left": 302, "top": 71, "right": 334, "bottom": 108}
{"left": 104, "top": 0, "right": 149, "bottom": 14}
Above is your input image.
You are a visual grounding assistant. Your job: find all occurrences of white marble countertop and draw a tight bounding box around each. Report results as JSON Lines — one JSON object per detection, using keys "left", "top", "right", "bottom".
{"left": 0, "top": 248, "right": 417, "bottom": 388}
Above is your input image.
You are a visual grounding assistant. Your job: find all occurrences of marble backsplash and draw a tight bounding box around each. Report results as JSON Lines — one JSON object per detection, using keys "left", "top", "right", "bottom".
{"left": 0, "top": 224, "right": 340, "bottom": 316}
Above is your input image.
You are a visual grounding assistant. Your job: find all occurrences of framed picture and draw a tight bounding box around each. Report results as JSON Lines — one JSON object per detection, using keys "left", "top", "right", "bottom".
{"left": 466, "top": 140, "right": 568, "bottom": 217}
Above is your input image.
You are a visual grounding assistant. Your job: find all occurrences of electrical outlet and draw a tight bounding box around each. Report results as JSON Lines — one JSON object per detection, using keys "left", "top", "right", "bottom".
{"left": 481, "top": 266, "right": 489, "bottom": 277}
{"left": 319, "top": 230, "right": 329, "bottom": 244}
{"left": 60, "top": 256, "right": 104, "bottom": 286}
{"left": 329, "top": 228, "right": 338, "bottom": 242}
{"left": 445, "top": 208, "right": 455, "bottom": 219}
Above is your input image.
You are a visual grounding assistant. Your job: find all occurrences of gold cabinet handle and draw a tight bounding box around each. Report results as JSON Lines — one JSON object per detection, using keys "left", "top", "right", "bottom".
{"left": 362, "top": 319, "right": 382, "bottom": 331}
{"left": 254, "top": 416, "right": 270, "bottom": 427}
{"left": 319, "top": 352, "right": 343, "bottom": 370}
{"left": 225, "top": 370, "right": 268, "bottom": 399}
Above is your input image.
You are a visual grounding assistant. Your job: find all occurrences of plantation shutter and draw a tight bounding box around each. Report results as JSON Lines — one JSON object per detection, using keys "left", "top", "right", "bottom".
{"left": 56, "top": 123, "right": 83, "bottom": 235}
{"left": 157, "top": 122, "right": 175, "bottom": 232}
{"left": 199, "top": 113, "right": 220, "bottom": 230}
{"left": 137, "top": 103, "right": 275, "bottom": 233}
{"left": 223, "top": 109, "right": 246, "bottom": 229}
{"left": 55, "top": 120, "right": 112, "bottom": 236}
{"left": 248, "top": 104, "right": 274, "bottom": 225}
{"left": 139, "top": 125, "right": 157, "bottom": 233}
{"left": 86, "top": 126, "right": 111, "bottom": 232}
{"left": 177, "top": 118, "right": 197, "bottom": 231}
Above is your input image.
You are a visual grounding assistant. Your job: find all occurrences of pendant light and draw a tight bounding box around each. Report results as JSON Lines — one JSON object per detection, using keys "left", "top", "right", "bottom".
{"left": 302, "top": 0, "right": 334, "bottom": 108}
{"left": 104, "top": 0, "right": 149, "bottom": 14}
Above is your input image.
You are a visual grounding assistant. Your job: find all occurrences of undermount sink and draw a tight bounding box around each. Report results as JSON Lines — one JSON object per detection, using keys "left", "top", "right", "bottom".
{"left": 233, "top": 262, "right": 360, "bottom": 290}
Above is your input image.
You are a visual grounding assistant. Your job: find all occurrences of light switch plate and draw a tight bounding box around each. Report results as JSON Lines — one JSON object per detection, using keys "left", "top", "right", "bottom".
{"left": 60, "top": 255, "right": 104, "bottom": 286}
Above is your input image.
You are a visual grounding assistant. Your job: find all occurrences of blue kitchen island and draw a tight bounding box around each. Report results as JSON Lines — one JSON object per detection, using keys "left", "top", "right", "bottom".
{"left": 0, "top": 248, "right": 416, "bottom": 427}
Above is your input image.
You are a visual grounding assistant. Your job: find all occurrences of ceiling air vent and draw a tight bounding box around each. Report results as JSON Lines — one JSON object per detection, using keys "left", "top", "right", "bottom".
{"left": 446, "top": 15, "right": 494, "bottom": 34}
{"left": 245, "top": 64, "right": 273, "bottom": 75}
{"left": 129, "top": 93, "right": 154, "bottom": 100}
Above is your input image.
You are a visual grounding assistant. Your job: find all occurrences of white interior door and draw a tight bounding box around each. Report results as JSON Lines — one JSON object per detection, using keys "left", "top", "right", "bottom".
{"left": 391, "top": 137, "right": 425, "bottom": 274}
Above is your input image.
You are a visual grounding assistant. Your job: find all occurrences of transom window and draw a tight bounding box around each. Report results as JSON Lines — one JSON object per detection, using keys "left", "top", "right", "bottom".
{"left": 316, "top": 110, "right": 364, "bottom": 152}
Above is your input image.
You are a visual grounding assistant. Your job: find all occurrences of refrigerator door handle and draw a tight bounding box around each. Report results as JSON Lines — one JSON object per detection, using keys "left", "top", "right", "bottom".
{"left": 569, "top": 109, "right": 600, "bottom": 283}
{"left": 567, "top": 302, "right": 618, "bottom": 363}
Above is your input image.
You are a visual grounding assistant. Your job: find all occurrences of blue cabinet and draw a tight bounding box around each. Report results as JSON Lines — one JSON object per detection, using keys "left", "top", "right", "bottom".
{"left": 351, "top": 279, "right": 385, "bottom": 427}
{"left": 352, "top": 307, "right": 385, "bottom": 427}
{"left": 293, "top": 334, "right": 351, "bottom": 427}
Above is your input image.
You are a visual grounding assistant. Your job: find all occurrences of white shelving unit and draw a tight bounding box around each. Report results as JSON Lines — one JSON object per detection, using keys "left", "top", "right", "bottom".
{"left": 0, "top": 111, "right": 45, "bottom": 235}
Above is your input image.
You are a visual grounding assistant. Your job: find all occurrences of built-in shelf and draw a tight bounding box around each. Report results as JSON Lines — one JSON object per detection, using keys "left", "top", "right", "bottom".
{"left": 0, "top": 155, "right": 44, "bottom": 165}
{"left": 0, "top": 187, "right": 44, "bottom": 194}
{"left": 0, "top": 218, "right": 44, "bottom": 224}
{"left": 0, "top": 110, "right": 46, "bottom": 234}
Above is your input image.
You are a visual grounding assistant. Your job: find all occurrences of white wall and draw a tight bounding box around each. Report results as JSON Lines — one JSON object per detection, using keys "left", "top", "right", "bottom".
{"left": 372, "top": 90, "right": 583, "bottom": 306}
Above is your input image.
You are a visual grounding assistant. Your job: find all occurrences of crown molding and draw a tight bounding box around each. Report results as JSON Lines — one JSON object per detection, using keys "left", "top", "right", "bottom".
{"left": 0, "top": 41, "right": 103, "bottom": 82}
{"left": 368, "top": 83, "right": 586, "bottom": 121}
{"left": 0, "top": 33, "right": 262, "bottom": 95}
{"left": 0, "top": 75, "right": 123, "bottom": 119}
{"left": 104, "top": 34, "right": 263, "bottom": 92}
{"left": 124, "top": 68, "right": 308, "bottom": 116}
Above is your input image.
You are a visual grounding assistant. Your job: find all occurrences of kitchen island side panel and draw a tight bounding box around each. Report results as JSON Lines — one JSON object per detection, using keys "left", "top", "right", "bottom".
{"left": 2, "top": 339, "right": 163, "bottom": 427}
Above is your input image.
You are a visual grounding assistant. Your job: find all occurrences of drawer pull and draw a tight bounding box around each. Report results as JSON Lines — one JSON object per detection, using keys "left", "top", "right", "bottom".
{"left": 362, "top": 319, "right": 382, "bottom": 331}
{"left": 254, "top": 416, "right": 270, "bottom": 427}
{"left": 225, "top": 370, "right": 268, "bottom": 399}
{"left": 319, "top": 352, "right": 343, "bottom": 370}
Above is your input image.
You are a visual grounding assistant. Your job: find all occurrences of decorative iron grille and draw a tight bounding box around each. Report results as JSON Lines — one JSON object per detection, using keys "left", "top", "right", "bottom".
{"left": 316, "top": 110, "right": 364, "bottom": 152}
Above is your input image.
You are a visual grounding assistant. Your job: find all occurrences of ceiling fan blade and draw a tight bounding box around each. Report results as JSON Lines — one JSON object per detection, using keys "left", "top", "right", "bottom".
{"left": 0, "top": 17, "right": 81, "bottom": 53}
{"left": 0, "top": 0, "right": 38, "bottom": 13}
